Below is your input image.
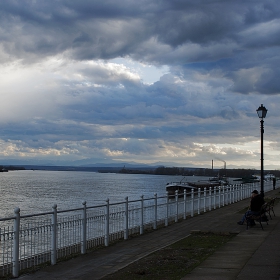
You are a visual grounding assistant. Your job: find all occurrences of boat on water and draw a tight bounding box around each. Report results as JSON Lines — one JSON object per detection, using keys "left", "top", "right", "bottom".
{"left": 233, "top": 175, "right": 260, "bottom": 183}
{"left": 0, "top": 169, "right": 8, "bottom": 172}
{"left": 166, "top": 177, "right": 227, "bottom": 198}
{"left": 209, "top": 176, "right": 219, "bottom": 181}
{"left": 166, "top": 181, "right": 196, "bottom": 198}
{"left": 253, "top": 173, "right": 276, "bottom": 181}
{"left": 234, "top": 173, "right": 275, "bottom": 183}
{"left": 265, "top": 173, "right": 275, "bottom": 180}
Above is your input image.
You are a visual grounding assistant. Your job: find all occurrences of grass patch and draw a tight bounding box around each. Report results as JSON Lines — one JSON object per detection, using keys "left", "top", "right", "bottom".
{"left": 102, "top": 231, "right": 236, "bottom": 280}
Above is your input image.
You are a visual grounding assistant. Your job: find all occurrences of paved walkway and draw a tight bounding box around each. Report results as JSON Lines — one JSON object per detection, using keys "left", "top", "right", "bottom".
{"left": 20, "top": 189, "right": 280, "bottom": 280}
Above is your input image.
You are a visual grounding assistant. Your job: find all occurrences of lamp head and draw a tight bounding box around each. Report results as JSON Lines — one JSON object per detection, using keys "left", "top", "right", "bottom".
{"left": 257, "top": 104, "right": 267, "bottom": 119}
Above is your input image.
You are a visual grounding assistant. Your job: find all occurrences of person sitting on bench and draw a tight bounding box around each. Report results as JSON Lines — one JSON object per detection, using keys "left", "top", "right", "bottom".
{"left": 237, "top": 190, "right": 265, "bottom": 226}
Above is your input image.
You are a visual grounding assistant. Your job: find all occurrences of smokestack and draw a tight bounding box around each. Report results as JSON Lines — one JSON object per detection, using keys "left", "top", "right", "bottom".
{"left": 215, "top": 158, "right": 227, "bottom": 177}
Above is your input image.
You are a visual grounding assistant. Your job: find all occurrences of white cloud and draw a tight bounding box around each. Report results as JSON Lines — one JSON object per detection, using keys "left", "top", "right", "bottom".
{"left": 111, "top": 57, "right": 170, "bottom": 84}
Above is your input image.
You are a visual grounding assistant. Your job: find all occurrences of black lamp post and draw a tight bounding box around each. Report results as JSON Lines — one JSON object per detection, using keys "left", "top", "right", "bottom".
{"left": 256, "top": 104, "right": 268, "bottom": 197}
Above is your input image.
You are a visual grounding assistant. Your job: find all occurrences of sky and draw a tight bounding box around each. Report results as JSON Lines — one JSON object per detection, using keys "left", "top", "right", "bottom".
{"left": 0, "top": 0, "right": 280, "bottom": 170}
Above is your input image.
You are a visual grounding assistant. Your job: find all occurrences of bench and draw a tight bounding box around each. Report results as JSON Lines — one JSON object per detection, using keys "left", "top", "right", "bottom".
{"left": 245, "top": 203, "right": 269, "bottom": 230}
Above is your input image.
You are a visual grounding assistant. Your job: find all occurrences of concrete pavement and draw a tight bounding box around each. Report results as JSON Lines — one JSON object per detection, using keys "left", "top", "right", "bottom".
{"left": 20, "top": 188, "right": 280, "bottom": 280}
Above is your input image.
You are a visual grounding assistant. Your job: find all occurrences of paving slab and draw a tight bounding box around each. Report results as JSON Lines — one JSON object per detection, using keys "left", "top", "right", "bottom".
{"left": 182, "top": 189, "right": 280, "bottom": 280}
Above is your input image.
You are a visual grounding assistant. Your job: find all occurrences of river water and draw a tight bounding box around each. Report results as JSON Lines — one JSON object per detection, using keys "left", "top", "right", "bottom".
{"left": 0, "top": 170, "right": 231, "bottom": 217}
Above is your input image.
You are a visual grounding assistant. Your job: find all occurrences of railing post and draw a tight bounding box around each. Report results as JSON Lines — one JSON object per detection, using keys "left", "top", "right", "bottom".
{"left": 224, "top": 186, "right": 227, "bottom": 205}
{"left": 229, "top": 185, "right": 232, "bottom": 204}
{"left": 191, "top": 188, "right": 194, "bottom": 217}
{"left": 209, "top": 187, "right": 212, "bottom": 211}
{"left": 197, "top": 188, "right": 201, "bottom": 215}
{"left": 184, "top": 189, "right": 187, "bottom": 219}
{"left": 165, "top": 192, "right": 169, "bottom": 226}
{"left": 124, "top": 197, "right": 129, "bottom": 240}
{"left": 225, "top": 185, "right": 230, "bottom": 205}
{"left": 153, "top": 193, "right": 157, "bottom": 230}
{"left": 228, "top": 185, "right": 233, "bottom": 204}
{"left": 249, "top": 183, "right": 251, "bottom": 197}
{"left": 140, "top": 195, "right": 144, "bottom": 234}
{"left": 239, "top": 184, "right": 241, "bottom": 200}
{"left": 105, "top": 198, "right": 109, "bottom": 246}
{"left": 175, "top": 190, "right": 178, "bottom": 222}
{"left": 51, "top": 204, "right": 57, "bottom": 265}
{"left": 203, "top": 187, "right": 206, "bottom": 212}
{"left": 227, "top": 185, "right": 229, "bottom": 204}
{"left": 238, "top": 185, "right": 241, "bottom": 201}
{"left": 213, "top": 187, "right": 216, "bottom": 210}
{"left": 237, "top": 184, "right": 239, "bottom": 201}
{"left": 218, "top": 187, "right": 221, "bottom": 208}
{"left": 81, "top": 201, "right": 87, "bottom": 254}
{"left": 228, "top": 185, "right": 230, "bottom": 204}
{"left": 222, "top": 186, "right": 225, "bottom": 206}
{"left": 12, "top": 207, "right": 20, "bottom": 278}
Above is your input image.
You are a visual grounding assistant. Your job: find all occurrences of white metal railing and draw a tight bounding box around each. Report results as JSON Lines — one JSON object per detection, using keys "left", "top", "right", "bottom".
{"left": 0, "top": 181, "right": 274, "bottom": 278}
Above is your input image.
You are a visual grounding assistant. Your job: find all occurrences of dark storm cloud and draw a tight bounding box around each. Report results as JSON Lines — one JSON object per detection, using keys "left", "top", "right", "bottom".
{"left": 0, "top": 1, "right": 279, "bottom": 63}
{"left": 1, "top": 0, "right": 280, "bottom": 167}
{"left": 0, "top": 0, "right": 277, "bottom": 95}
{"left": 0, "top": 0, "right": 155, "bottom": 61}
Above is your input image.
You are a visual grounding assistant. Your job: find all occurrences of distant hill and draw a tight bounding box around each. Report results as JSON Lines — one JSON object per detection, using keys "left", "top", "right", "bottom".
{"left": 16, "top": 164, "right": 158, "bottom": 172}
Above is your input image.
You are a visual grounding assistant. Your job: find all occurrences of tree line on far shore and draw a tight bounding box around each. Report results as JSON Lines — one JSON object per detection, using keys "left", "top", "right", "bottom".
{"left": 120, "top": 166, "right": 280, "bottom": 178}
{"left": 1, "top": 164, "right": 279, "bottom": 179}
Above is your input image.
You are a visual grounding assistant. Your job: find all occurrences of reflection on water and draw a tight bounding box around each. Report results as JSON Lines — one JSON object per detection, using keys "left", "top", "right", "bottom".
{"left": 0, "top": 170, "right": 226, "bottom": 217}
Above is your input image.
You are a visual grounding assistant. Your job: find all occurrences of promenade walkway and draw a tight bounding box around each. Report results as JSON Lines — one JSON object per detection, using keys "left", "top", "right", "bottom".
{"left": 20, "top": 188, "right": 280, "bottom": 280}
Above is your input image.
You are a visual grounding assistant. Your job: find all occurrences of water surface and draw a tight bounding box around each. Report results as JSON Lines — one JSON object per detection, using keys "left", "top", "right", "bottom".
{"left": 0, "top": 170, "right": 221, "bottom": 217}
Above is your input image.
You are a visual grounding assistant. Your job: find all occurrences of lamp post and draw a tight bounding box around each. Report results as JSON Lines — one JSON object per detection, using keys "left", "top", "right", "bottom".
{"left": 256, "top": 104, "right": 268, "bottom": 197}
